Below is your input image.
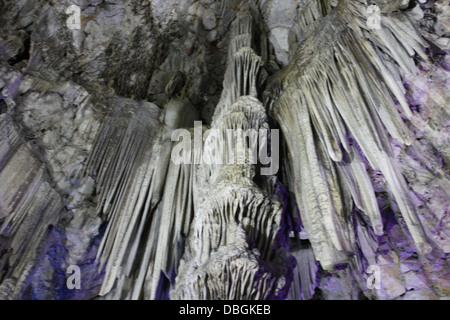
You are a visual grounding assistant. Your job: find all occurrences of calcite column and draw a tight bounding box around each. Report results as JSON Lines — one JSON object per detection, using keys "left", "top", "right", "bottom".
{"left": 172, "top": 6, "right": 292, "bottom": 300}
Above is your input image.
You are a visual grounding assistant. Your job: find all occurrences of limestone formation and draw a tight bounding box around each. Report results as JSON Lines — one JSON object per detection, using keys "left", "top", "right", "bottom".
{"left": 0, "top": 0, "right": 448, "bottom": 300}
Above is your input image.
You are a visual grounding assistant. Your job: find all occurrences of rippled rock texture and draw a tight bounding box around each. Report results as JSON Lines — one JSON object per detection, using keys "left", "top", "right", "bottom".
{"left": 0, "top": 0, "right": 449, "bottom": 300}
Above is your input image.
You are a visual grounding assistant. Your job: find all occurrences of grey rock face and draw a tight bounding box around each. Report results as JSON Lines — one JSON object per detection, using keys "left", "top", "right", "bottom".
{"left": 0, "top": 0, "right": 449, "bottom": 300}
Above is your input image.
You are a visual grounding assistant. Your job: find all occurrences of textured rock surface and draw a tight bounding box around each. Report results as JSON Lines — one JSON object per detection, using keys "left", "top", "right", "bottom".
{"left": 0, "top": 0, "right": 449, "bottom": 300}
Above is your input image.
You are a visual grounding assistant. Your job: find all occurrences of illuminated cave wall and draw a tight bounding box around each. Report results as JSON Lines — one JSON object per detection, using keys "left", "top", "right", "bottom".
{"left": 0, "top": 0, "right": 449, "bottom": 300}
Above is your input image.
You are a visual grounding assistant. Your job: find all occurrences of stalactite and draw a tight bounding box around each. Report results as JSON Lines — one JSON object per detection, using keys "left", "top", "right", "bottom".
{"left": 0, "top": 114, "right": 64, "bottom": 298}
{"left": 91, "top": 97, "right": 201, "bottom": 299}
{"left": 288, "top": 245, "right": 318, "bottom": 300}
{"left": 0, "top": 0, "right": 448, "bottom": 300}
{"left": 274, "top": 0, "right": 433, "bottom": 272}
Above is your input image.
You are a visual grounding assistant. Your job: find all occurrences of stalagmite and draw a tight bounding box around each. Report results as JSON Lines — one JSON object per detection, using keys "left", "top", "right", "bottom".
{"left": 172, "top": 6, "right": 293, "bottom": 300}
